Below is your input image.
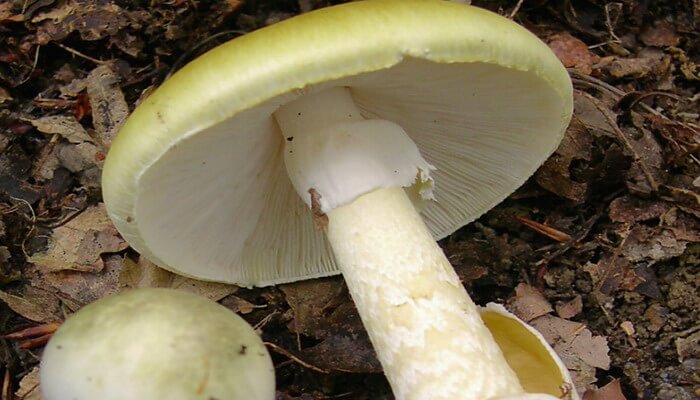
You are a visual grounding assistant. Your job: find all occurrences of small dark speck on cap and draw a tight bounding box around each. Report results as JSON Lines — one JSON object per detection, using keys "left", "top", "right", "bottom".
{"left": 286, "top": 136, "right": 294, "bottom": 142}
{"left": 239, "top": 345, "right": 247, "bottom": 355}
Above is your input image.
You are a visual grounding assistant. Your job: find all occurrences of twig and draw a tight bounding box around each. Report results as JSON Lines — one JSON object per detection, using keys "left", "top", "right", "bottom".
{"left": 571, "top": 70, "right": 696, "bottom": 127}
{"left": 603, "top": 2, "right": 623, "bottom": 43}
{"left": 30, "top": 133, "right": 59, "bottom": 179}
{"left": 253, "top": 311, "right": 277, "bottom": 331}
{"left": 3, "top": 322, "right": 61, "bottom": 340}
{"left": 535, "top": 204, "right": 608, "bottom": 267}
{"left": 1, "top": 368, "right": 10, "bottom": 400}
{"left": 571, "top": 71, "right": 699, "bottom": 166}
{"left": 515, "top": 216, "right": 572, "bottom": 243}
{"left": 55, "top": 42, "right": 105, "bottom": 65}
{"left": 19, "top": 45, "right": 41, "bottom": 85}
{"left": 264, "top": 342, "right": 331, "bottom": 374}
{"left": 508, "top": 0, "right": 525, "bottom": 19}
{"left": 9, "top": 196, "right": 36, "bottom": 259}
{"left": 39, "top": 206, "right": 87, "bottom": 229}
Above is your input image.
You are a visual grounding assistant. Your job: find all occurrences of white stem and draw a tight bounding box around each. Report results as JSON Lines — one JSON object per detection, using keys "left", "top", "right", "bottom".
{"left": 274, "top": 87, "right": 525, "bottom": 400}
{"left": 327, "top": 187, "right": 523, "bottom": 400}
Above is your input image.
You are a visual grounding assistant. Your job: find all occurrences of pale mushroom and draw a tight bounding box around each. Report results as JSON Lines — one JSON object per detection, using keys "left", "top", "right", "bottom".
{"left": 40, "top": 289, "right": 275, "bottom": 400}
{"left": 102, "top": 1, "right": 575, "bottom": 399}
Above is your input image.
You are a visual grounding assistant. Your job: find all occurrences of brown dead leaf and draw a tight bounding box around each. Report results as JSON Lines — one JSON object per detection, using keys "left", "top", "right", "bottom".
{"left": 280, "top": 279, "right": 377, "bottom": 372}
{"left": 15, "top": 367, "right": 42, "bottom": 400}
{"left": 109, "top": 31, "right": 144, "bottom": 58}
{"left": 536, "top": 92, "right": 595, "bottom": 202}
{"left": 29, "top": 115, "right": 92, "bottom": 144}
{"left": 584, "top": 255, "right": 645, "bottom": 296}
{"left": 622, "top": 225, "right": 687, "bottom": 264}
{"left": 530, "top": 314, "right": 611, "bottom": 371}
{"left": 535, "top": 91, "right": 614, "bottom": 203}
{"left": 55, "top": 142, "right": 102, "bottom": 173}
{"left": 675, "top": 328, "right": 700, "bottom": 362}
{"left": 608, "top": 195, "right": 671, "bottom": 223}
{"left": 644, "top": 303, "right": 668, "bottom": 333}
{"left": 33, "top": 0, "right": 128, "bottom": 44}
{"left": 624, "top": 124, "right": 664, "bottom": 195}
{"left": 640, "top": 21, "right": 680, "bottom": 47}
{"left": 661, "top": 185, "right": 700, "bottom": 218}
{"left": 220, "top": 294, "right": 260, "bottom": 315}
{"left": 170, "top": 274, "right": 238, "bottom": 302}
{"left": 119, "top": 256, "right": 238, "bottom": 302}
{"left": 29, "top": 253, "right": 238, "bottom": 308}
{"left": 28, "top": 111, "right": 103, "bottom": 186}
{"left": 0, "top": 286, "right": 61, "bottom": 323}
{"left": 29, "top": 203, "right": 128, "bottom": 273}
{"left": 118, "top": 255, "right": 174, "bottom": 289}
{"left": 27, "top": 254, "right": 123, "bottom": 307}
{"left": 281, "top": 279, "right": 348, "bottom": 339}
{"left": 59, "top": 77, "right": 88, "bottom": 98}
{"left": 548, "top": 33, "right": 599, "bottom": 75}
{"left": 86, "top": 65, "right": 128, "bottom": 148}
{"left": 583, "top": 379, "right": 627, "bottom": 400}
{"left": 631, "top": 265, "right": 662, "bottom": 299}
{"left": 0, "top": 3, "right": 15, "bottom": 20}
{"left": 663, "top": 208, "right": 700, "bottom": 243}
{"left": 571, "top": 93, "right": 617, "bottom": 139}
{"left": 507, "top": 283, "right": 554, "bottom": 323}
{"left": 300, "top": 334, "right": 381, "bottom": 373}
{"left": 556, "top": 295, "right": 583, "bottom": 319}
{"left": 605, "top": 57, "right": 658, "bottom": 79}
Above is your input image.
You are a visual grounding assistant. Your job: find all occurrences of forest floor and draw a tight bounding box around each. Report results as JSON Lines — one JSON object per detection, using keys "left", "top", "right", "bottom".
{"left": 0, "top": 0, "right": 698, "bottom": 399}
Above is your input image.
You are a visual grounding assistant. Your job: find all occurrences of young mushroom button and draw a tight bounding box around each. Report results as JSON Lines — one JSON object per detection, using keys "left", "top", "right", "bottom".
{"left": 101, "top": 1, "right": 575, "bottom": 399}
{"left": 40, "top": 289, "right": 275, "bottom": 400}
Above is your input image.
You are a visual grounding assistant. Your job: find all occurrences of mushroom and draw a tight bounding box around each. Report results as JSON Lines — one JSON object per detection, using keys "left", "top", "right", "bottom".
{"left": 102, "top": 1, "right": 574, "bottom": 399}
{"left": 479, "top": 304, "right": 577, "bottom": 400}
{"left": 40, "top": 289, "right": 275, "bottom": 400}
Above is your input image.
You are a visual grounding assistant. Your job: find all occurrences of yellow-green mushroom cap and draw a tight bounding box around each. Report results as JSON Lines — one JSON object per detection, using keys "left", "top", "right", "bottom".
{"left": 40, "top": 289, "right": 275, "bottom": 400}
{"left": 102, "top": 0, "right": 573, "bottom": 286}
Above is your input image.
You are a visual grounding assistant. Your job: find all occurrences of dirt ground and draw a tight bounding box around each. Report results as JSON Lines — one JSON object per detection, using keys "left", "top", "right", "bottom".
{"left": 0, "top": 0, "right": 698, "bottom": 399}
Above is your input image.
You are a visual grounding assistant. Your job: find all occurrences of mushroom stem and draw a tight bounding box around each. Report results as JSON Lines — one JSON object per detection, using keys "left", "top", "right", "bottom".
{"left": 327, "top": 187, "right": 523, "bottom": 400}
{"left": 275, "top": 87, "right": 526, "bottom": 399}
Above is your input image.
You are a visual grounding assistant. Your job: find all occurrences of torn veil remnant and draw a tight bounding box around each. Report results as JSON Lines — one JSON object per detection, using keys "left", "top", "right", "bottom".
{"left": 102, "top": 1, "right": 575, "bottom": 399}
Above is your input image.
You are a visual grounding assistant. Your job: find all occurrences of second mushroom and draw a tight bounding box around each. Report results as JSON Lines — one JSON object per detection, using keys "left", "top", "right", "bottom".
{"left": 102, "top": 1, "right": 574, "bottom": 399}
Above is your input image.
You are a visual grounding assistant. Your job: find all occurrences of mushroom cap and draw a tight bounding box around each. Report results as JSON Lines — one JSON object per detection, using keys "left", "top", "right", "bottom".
{"left": 102, "top": 0, "right": 573, "bottom": 286}
{"left": 40, "top": 288, "right": 275, "bottom": 400}
{"left": 480, "top": 303, "right": 580, "bottom": 400}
